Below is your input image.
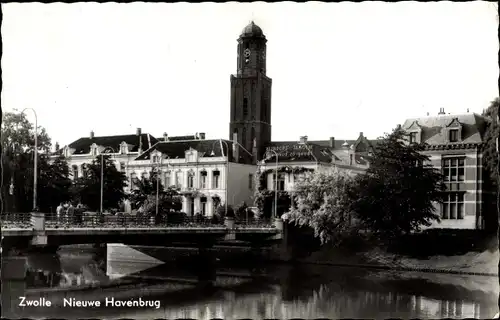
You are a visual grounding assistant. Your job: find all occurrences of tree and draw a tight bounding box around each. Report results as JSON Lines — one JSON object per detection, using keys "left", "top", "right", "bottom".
{"left": 352, "top": 126, "right": 445, "bottom": 240}
{"left": 481, "top": 97, "right": 500, "bottom": 232}
{"left": 1, "top": 111, "right": 53, "bottom": 213}
{"left": 128, "top": 170, "right": 165, "bottom": 210}
{"left": 71, "top": 155, "right": 127, "bottom": 211}
{"left": 37, "top": 155, "right": 72, "bottom": 212}
{"left": 282, "top": 169, "right": 357, "bottom": 245}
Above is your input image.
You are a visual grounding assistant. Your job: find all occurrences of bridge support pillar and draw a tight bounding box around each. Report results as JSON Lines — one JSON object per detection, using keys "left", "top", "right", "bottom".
{"left": 31, "top": 212, "right": 45, "bottom": 231}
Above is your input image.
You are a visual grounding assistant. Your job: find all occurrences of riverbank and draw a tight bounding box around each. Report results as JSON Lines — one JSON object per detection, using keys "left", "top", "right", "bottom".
{"left": 297, "top": 246, "right": 499, "bottom": 276}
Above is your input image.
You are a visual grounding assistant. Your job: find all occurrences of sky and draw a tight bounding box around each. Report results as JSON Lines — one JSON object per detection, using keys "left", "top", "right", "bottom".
{"left": 2, "top": 2, "right": 498, "bottom": 148}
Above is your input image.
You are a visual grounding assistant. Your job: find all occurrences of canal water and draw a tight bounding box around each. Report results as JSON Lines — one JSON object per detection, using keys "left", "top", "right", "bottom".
{"left": 1, "top": 245, "right": 498, "bottom": 319}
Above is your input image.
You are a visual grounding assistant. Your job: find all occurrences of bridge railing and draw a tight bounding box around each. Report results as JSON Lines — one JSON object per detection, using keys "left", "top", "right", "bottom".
{"left": 1, "top": 212, "right": 277, "bottom": 229}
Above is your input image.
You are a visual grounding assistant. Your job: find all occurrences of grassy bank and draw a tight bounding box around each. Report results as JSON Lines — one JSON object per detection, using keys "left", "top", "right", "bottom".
{"left": 288, "top": 228, "right": 499, "bottom": 276}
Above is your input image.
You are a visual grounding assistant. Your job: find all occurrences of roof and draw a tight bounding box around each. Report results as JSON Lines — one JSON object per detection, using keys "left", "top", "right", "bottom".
{"left": 155, "top": 135, "right": 197, "bottom": 142}
{"left": 401, "top": 113, "right": 488, "bottom": 145}
{"left": 134, "top": 139, "right": 236, "bottom": 161}
{"left": 61, "top": 133, "right": 157, "bottom": 155}
{"left": 240, "top": 21, "right": 265, "bottom": 38}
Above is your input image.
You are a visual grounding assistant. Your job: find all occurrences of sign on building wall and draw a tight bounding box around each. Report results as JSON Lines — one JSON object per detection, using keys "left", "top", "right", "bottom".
{"left": 266, "top": 144, "right": 311, "bottom": 159}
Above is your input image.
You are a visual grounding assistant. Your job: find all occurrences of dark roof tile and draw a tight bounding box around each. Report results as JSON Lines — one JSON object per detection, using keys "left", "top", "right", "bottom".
{"left": 135, "top": 139, "right": 235, "bottom": 161}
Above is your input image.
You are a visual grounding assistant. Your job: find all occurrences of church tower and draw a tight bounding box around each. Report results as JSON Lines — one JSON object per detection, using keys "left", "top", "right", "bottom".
{"left": 229, "top": 21, "right": 272, "bottom": 164}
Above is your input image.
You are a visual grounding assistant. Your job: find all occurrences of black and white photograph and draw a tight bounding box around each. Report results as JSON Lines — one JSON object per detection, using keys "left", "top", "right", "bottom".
{"left": 1, "top": 2, "right": 499, "bottom": 319}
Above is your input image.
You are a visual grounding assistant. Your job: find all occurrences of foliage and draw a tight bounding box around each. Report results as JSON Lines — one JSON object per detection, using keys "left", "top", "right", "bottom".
{"left": 481, "top": 97, "right": 500, "bottom": 231}
{"left": 139, "top": 189, "right": 183, "bottom": 216}
{"left": 71, "top": 155, "right": 128, "bottom": 211}
{"left": 128, "top": 170, "right": 166, "bottom": 210}
{"left": 1, "top": 111, "right": 57, "bottom": 213}
{"left": 282, "top": 169, "right": 358, "bottom": 245}
{"left": 216, "top": 204, "right": 235, "bottom": 218}
{"left": 37, "top": 155, "right": 73, "bottom": 212}
{"left": 352, "top": 126, "right": 445, "bottom": 240}
{"left": 253, "top": 166, "right": 313, "bottom": 216}
{"left": 235, "top": 201, "right": 254, "bottom": 220}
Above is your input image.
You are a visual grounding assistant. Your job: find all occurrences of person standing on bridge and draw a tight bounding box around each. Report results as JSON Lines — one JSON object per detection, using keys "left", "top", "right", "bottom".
{"left": 66, "top": 202, "right": 75, "bottom": 224}
{"left": 56, "top": 203, "right": 64, "bottom": 222}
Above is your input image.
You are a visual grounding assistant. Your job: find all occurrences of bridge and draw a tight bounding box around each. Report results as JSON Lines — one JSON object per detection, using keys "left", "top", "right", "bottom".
{"left": 1, "top": 212, "right": 284, "bottom": 254}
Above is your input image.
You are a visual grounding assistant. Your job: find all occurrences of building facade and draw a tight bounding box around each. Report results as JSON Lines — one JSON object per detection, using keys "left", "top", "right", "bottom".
{"left": 131, "top": 138, "right": 256, "bottom": 217}
{"left": 402, "top": 109, "right": 490, "bottom": 230}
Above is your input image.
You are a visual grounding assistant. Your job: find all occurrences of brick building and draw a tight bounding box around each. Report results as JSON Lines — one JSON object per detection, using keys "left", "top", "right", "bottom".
{"left": 402, "top": 109, "right": 492, "bottom": 230}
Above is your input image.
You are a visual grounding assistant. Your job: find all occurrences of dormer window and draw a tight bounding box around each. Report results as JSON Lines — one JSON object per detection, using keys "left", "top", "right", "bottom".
{"left": 90, "top": 143, "right": 98, "bottom": 156}
{"left": 449, "top": 129, "right": 459, "bottom": 143}
{"left": 409, "top": 132, "right": 418, "bottom": 144}
{"left": 120, "top": 142, "right": 128, "bottom": 154}
{"left": 445, "top": 118, "right": 463, "bottom": 143}
{"left": 185, "top": 149, "right": 197, "bottom": 162}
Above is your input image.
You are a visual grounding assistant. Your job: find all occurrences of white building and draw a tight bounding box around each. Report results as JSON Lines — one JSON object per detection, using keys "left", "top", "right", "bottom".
{"left": 132, "top": 137, "right": 256, "bottom": 217}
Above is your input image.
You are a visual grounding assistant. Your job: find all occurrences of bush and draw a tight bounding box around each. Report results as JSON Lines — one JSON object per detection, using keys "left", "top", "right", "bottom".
{"left": 166, "top": 211, "right": 188, "bottom": 224}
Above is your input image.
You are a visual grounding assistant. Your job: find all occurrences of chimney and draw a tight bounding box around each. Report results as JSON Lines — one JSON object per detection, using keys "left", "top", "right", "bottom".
{"left": 137, "top": 128, "right": 143, "bottom": 153}
{"left": 199, "top": 132, "right": 206, "bottom": 140}
{"left": 90, "top": 131, "right": 94, "bottom": 139}
{"left": 195, "top": 132, "right": 199, "bottom": 140}
{"left": 136, "top": 128, "right": 142, "bottom": 136}
{"left": 467, "top": 108, "right": 469, "bottom": 113}
{"left": 329, "top": 137, "right": 335, "bottom": 148}
{"left": 55, "top": 142, "right": 60, "bottom": 152}
{"left": 232, "top": 132, "right": 239, "bottom": 162}
{"left": 163, "top": 132, "right": 169, "bottom": 142}
{"left": 438, "top": 108, "right": 445, "bottom": 115}
{"left": 299, "top": 135, "right": 308, "bottom": 144}
{"left": 359, "top": 132, "right": 364, "bottom": 137}
{"left": 427, "top": 112, "right": 429, "bottom": 116}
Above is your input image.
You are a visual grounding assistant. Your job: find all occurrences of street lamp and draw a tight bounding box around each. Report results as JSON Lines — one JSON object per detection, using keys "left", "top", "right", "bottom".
{"left": 21, "top": 108, "right": 38, "bottom": 212}
{"left": 264, "top": 149, "right": 279, "bottom": 219}
{"left": 100, "top": 147, "right": 116, "bottom": 214}
{"left": 211, "top": 139, "right": 229, "bottom": 218}
{"left": 155, "top": 153, "right": 169, "bottom": 216}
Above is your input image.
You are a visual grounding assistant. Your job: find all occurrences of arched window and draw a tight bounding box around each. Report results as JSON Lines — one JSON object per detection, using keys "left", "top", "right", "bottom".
{"left": 81, "top": 164, "right": 88, "bottom": 179}
{"left": 243, "top": 98, "right": 248, "bottom": 117}
{"left": 187, "top": 171, "right": 195, "bottom": 189}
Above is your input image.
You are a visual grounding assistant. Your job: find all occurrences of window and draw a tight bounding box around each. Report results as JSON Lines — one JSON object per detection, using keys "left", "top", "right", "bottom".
{"left": 72, "top": 165, "right": 79, "bottom": 179}
{"left": 187, "top": 171, "right": 195, "bottom": 189}
{"left": 152, "top": 154, "right": 160, "bottom": 163}
{"left": 200, "top": 171, "right": 207, "bottom": 189}
{"left": 248, "top": 174, "right": 253, "bottom": 190}
{"left": 81, "top": 164, "right": 88, "bottom": 179}
{"left": 442, "top": 193, "right": 465, "bottom": 219}
{"left": 449, "top": 129, "right": 459, "bottom": 142}
{"left": 200, "top": 197, "right": 207, "bottom": 216}
{"left": 213, "top": 170, "right": 220, "bottom": 189}
{"left": 119, "top": 162, "right": 125, "bottom": 172}
{"left": 409, "top": 132, "right": 418, "bottom": 144}
{"left": 164, "top": 171, "right": 171, "bottom": 187}
{"left": 130, "top": 173, "right": 138, "bottom": 188}
{"left": 120, "top": 142, "right": 128, "bottom": 154}
{"left": 442, "top": 158, "right": 465, "bottom": 182}
{"left": 175, "top": 171, "right": 182, "bottom": 188}
{"left": 243, "top": 98, "right": 248, "bottom": 117}
{"left": 273, "top": 173, "right": 286, "bottom": 191}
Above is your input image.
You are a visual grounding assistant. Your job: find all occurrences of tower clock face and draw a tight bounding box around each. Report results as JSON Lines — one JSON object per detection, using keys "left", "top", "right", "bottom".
{"left": 244, "top": 48, "right": 251, "bottom": 57}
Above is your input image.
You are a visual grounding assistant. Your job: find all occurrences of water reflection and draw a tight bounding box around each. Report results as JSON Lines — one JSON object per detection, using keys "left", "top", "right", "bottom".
{"left": 1, "top": 246, "right": 498, "bottom": 320}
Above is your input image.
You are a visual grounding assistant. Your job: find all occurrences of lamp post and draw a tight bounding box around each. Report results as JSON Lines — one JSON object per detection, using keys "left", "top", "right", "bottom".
{"left": 100, "top": 147, "right": 116, "bottom": 214}
{"left": 21, "top": 108, "right": 38, "bottom": 211}
{"left": 155, "top": 154, "right": 169, "bottom": 217}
